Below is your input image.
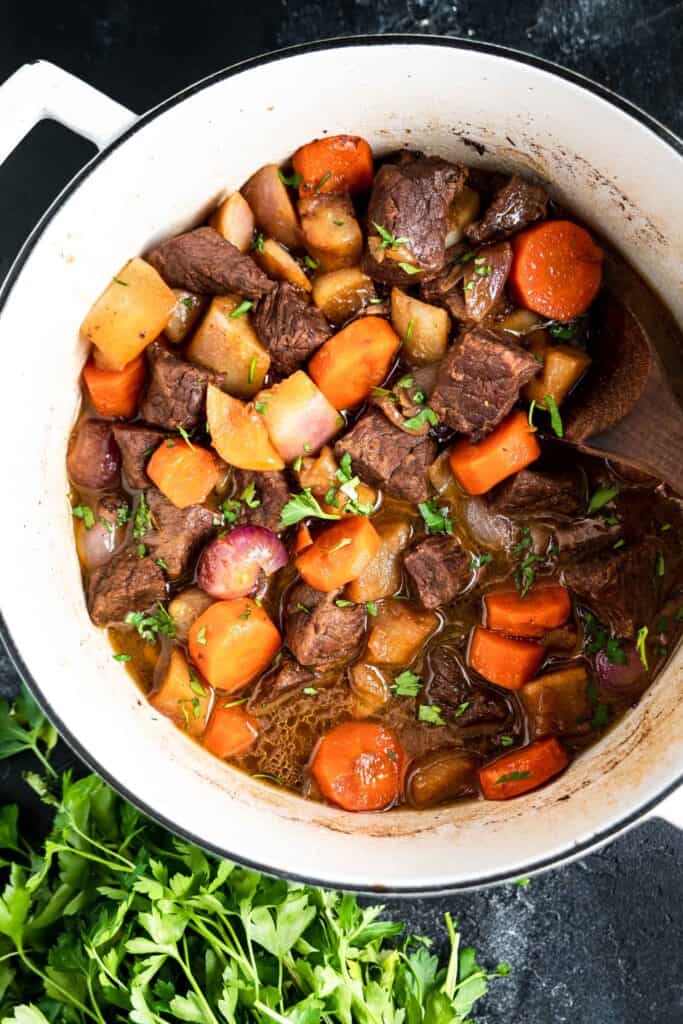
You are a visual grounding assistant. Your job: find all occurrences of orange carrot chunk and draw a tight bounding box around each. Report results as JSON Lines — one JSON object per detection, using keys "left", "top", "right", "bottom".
{"left": 449, "top": 411, "right": 541, "bottom": 495}
{"left": 479, "top": 738, "right": 569, "bottom": 800}
{"left": 484, "top": 584, "right": 571, "bottom": 638}
{"left": 203, "top": 703, "right": 259, "bottom": 759}
{"left": 469, "top": 626, "right": 544, "bottom": 690}
{"left": 293, "top": 522, "right": 314, "bottom": 553}
{"left": 147, "top": 439, "right": 218, "bottom": 508}
{"left": 188, "top": 598, "right": 281, "bottom": 692}
{"left": 82, "top": 354, "right": 146, "bottom": 418}
{"left": 311, "top": 721, "right": 405, "bottom": 811}
{"left": 292, "top": 135, "right": 373, "bottom": 195}
{"left": 295, "top": 516, "right": 381, "bottom": 592}
{"left": 509, "top": 220, "right": 604, "bottom": 321}
{"left": 308, "top": 317, "right": 400, "bottom": 410}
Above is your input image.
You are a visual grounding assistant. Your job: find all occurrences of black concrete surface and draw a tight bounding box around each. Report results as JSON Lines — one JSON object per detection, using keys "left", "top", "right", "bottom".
{"left": 1, "top": 3, "right": 682, "bottom": 1021}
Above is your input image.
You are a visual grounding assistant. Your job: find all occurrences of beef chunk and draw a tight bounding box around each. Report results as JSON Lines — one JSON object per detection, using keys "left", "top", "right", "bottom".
{"left": 370, "top": 374, "right": 435, "bottom": 436}
{"left": 430, "top": 328, "right": 539, "bottom": 440}
{"left": 562, "top": 537, "right": 663, "bottom": 638}
{"left": 364, "top": 157, "right": 466, "bottom": 285}
{"left": 427, "top": 646, "right": 511, "bottom": 729}
{"left": 247, "top": 657, "right": 314, "bottom": 711}
{"left": 489, "top": 468, "right": 584, "bottom": 518}
{"left": 462, "top": 242, "right": 513, "bottom": 321}
{"left": 230, "top": 469, "right": 290, "bottom": 533}
{"left": 142, "top": 489, "right": 215, "bottom": 578}
{"left": 285, "top": 582, "right": 366, "bottom": 669}
{"left": 67, "top": 419, "right": 121, "bottom": 491}
{"left": 87, "top": 545, "right": 166, "bottom": 626}
{"left": 112, "top": 424, "right": 166, "bottom": 490}
{"left": 335, "top": 408, "right": 437, "bottom": 502}
{"left": 253, "top": 283, "right": 331, "bottom": 376}
{"left": 146, "top": 226, "right": 273, "bottom": 300}
{"left": 466, "top": 174, "right": 548, "bottom": 245}
{"left": 404, "top": 536, "right": 472, "bottom": 609}
{"left": 140, "top": 342, "right": 215, "bottom": 430}
{"left": 555, "top": 518, "right": 621, "bottom": 561}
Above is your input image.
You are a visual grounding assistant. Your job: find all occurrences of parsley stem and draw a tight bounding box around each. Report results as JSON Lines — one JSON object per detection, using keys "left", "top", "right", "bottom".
{"left": 19, "top": 948, "right": 100, "bottom": 1021}
{"left": 179, "top": 934, "right": 222, "bottom": 1024}
{"left": 442, "top": 911, "right": 460, "bottom": 999}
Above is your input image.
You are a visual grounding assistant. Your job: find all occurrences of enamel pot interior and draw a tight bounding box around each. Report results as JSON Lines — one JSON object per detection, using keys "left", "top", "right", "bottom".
{"left": 0, "top": 40, "right": 681, "bottom": 892}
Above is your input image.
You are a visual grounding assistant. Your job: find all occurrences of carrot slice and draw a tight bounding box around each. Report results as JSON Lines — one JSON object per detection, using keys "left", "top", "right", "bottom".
{"left": 479, "top": 738, "right": 569, "bottom": 800}
{"left": 82, "top": 354, "right": 146, "bottom": 418}
{"left": 292, "top": 135, "right": 373, "bottom": 195}
{"left": 308, "top": 317, "right": 400, "bottom": 410}
{"left": 148, "top": 646, "right": 212, "bottom": 738}
{"left": 449, "top": 411, "right": 541, "bottom": 495}
{"left": 188, "top": 598, "right": 281, "bottom": 692}
{"left": 469, "top": 626, "right": 543, "bottom": 690}
{"left": 484, "top": 584, "right": 571, "bottom": 638}
{"left": 295, "top": 516, "right": 381, "bottom": 592}
{"left": 509, "top": 220, "right": 603, "bottom": 321}
{"left": 203, "top": 703, "right": 259, "bottom": 758}
{"left": 293, "top": 522, "right": 313, "bottom": 553}
{"left": 311, "top": 721, "right": 405, "bottom": 811}
{"left": 147, "top": 439, "right": 218, "bottom": 508}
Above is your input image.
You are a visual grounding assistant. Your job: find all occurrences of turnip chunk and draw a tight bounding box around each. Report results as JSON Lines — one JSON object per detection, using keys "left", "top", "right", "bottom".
{"left": 391, "top": 287, "right": 450, "bottom": 365}
{"left": 255, "top": 371, "right": 342, "bottom": 462}
{"left": 187, "top": 295, "right": 270, "bottom": 397}
{"left": 206, "top": 384, "right": 284, "bottom": 471}
{"left": 210, "top": 192, "right": 255, "bottom": 253}
{"left": 164, "top": 290, "right": 205, "bottom": 344}
{"left": 198, "top": 527, "right": 288, "bottom": 599}
{"left": 253, "top": 238, "right": 312, "bottom": 291}
{"left": 241, "top": 164, "right": 302, "bottom": 250}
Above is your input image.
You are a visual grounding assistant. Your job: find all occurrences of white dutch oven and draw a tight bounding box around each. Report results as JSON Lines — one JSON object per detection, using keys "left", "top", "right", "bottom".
{"left": 0, "top": 38, "right": 681, "bottom": 893}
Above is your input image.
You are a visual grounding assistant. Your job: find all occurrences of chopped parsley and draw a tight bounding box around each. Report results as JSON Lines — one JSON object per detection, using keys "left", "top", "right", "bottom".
{"left": 240, "top": 481, "right": 261, "bottom": 509}
{"left": 239, "top": 605, "right": 252, "bottom": 620}
{"left": 230, "top": 300, "right": 254, "bottom": 319}
{"left": 279, "top": 488, "right": 341, "bottom": 528}
{"left": 655, "top": 551, "right": 665, "bottom": 577}
{"left": 372, "top": 222, "right": 408, "bottom": 250}
{"left": 398, "top": 261, "right": 422, "bottom": 275}
{"left": 196, "top": 626, "right": 208, "bottom": 646}
{"left": 366, "top": 601, "right": 378, "bottom": 617}
{"left": 496, "top": 771, "right": 531, "bottom": 785}
{"left": 254, "top": 402, "right": 267, "bottom": 414}
{"left": 189, "top": 674, "right": 207, "bottom": 698}
{"left": 418, "top": 704, "right": 446, "bottom": 726}
{"left": 113, "top": 277, "right": 128, "bottom": 286}
{"left": 396, "top": 374, "right": 415, "bottom": 389}
{"left": 155, "top": 558, "right": 169, "bottom": 571}
{"left": 293, "top": 455, "right": 303, "bottom": 472}
{"left": 471, "top": 552, "right": 493, "bottom": 571}
{"left": 500, "top": 735, "right": 515, "bottom": 747}
{"left": 512, "top": 877, "right": 531, "bottom": 888}
{"left": 404, "top": 406, "right": 439, "bottom": 432}
{"left": 334, "top": 599, "right": 355, "bottom": 608}
{"left": 278, "top": 168, "right": 303, "bottom": 187}
{"left": 405, "top": 319, "right": 414, "bottom": 342}
{"left": 137, "top": 543, "right": 147, "bottom": 559}
{"left": 636, "top": 626, "right": 649, "bottom": 670}
{"left": 125, "top": 604, "right": 175, "bottom": 643}
{"left": 583, "top": 612, "right": 627, "bottom": 665}
{"left": 181, "top": 295, "right": 196, "bottom": 310}
{"left": 112, "top": 652, "right": 131, "bottom": 663}
{"left": 221, "top": 497, "right": 242, "bottom": 524}
{"left": 454, "top": 701, "right": 470, "bottom": 718}
{"left": 418, "top": 498, "right": 453, "bottom": 535}
{"left": 304, "top": 254, "right": 320, "bottom": 270}
{"left": 314, "top": 170, "right": 332, "bottom": 192}
{"left": 132, "top": 493, "right": 153, "bottom": 539}
{"left": 544, "top": 394, "right": 564, "bottom": 438}
{"left": 511, "top": 527, "right": 545, "bottom": 597}
{"left": 549, "top": 319, "right": 579, "bottom": 340}
{"left": 116, "top": 502, "right": 130, "bottom": 527}
{"left": 328, "top": 538, "right": 352, "bottom": 555}
{"left": 248, "top": 356, "right": 257, "bottom": 385}
{"left": 295, "top": 603, "right": 311, "bottom": 614}
{"left": 252, "top": 232, "right": 265, "bottom": 252}
{"left": 392, "top": 670, "right": 422, "bottom": 697}
{"left": 71, "top": 503, "right": 94, "bottom": 529}
{"left": 177, "top": 424, "right": 195, "bottom": 449}
{"left": 302, "top": 686, "right": 318, "bottom": 696}
{"left": 588, "top": 484, "right": 620, "bottom": 514}
{"left": 333, "top": 453, "right": 373, "bottom": 516}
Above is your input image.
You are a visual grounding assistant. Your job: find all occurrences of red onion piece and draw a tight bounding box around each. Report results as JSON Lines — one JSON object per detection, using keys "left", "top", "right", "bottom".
{"left": 198, "top": 526, "right": 288, "bottom": 599}
{"left": 76, "top": 497, "right": 127, "bottom": 571}
{"left": 67, "top": 419, "right": 121, "bottom": 490}
{"left": 595, "top": 646, "right": 645, "bottom": 691}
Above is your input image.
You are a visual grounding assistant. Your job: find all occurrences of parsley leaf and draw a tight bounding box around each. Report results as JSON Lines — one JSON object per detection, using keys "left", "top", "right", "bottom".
{"left": 278, "top": 168, "right": 303, "bottom": 187}
{"left": 372, "top": 222, "right": 408, "bottom": 249}
{"left": 418, "top": 498, "right": 453, "bottom": 535}
{"left": 403, "top": 406, "right": 439, "bottom": 431}
{"left": 71, "top": 503, "right": 94, "bottom": 529}
{"left": 418, "top": 704, "right": 446, "bottom": 725}
{"left": 132, "top": 493, "right": 153, "bottom": 539}
{"left": 230, "top": 300, "right": 254, "bottom": 318}
{"left": 544, "top": 394, "right": 564, "bottom": 438}
{"left": 279, "top": 488, "right": 342, "bottom": 528}
{"left": 392, "top": 670, "right": 422, "bottom": 697}
{"left": 496, "top": 771, "right": 532, "bottom": 784}
{"left": 588, "top": 485, "right": 620, "bottom": 514}
{"left": 125, "top": 604, "right": 175, "bottom": 643}
{"left": 636, "top": 626, "right": 649, "bottom": 670}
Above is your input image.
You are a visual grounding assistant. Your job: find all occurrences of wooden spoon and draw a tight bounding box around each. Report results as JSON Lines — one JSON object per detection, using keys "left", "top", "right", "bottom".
{"left": 562, "top": 249, "right": 683, "bottom": 494}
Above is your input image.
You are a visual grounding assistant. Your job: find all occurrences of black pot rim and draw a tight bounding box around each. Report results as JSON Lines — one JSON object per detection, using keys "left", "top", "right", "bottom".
{"left": 1, "top": 33, "right": 681, "bottom": 896}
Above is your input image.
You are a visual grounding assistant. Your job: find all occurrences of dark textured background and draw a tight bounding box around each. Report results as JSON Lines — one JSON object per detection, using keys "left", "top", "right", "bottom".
{"left": 1, "top": 3, "right": 682, "bottom": 1021}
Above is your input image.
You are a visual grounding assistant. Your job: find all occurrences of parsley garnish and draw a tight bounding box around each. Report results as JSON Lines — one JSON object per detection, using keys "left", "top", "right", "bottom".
{"left": 181, "top": 295, "right": 196, "bottom": 310}
{"left": 230, "top": 300, "right": 254, "bottom": 319}
{"left": 471, "top": 552, "right": 493, "bottom": 571}
{"left": 71, "top": 503, "right": 94, "bottom": 529}
{"left": 636, "top": 626, "right": 649, "bottom": 670}
{"left": 500, "top": 735, "right": 515, "bottom": 747}
{"left": 418, "top": 704, "right": 446, "bottom": 725}
{"left": 296, "top": 603, "right": 311, "bottom": 614}
{"left": 240, "top": 481, "right": 261, "bottom": 509}
{"left": 397, "top": 374, "right": 415, "bottom": 389}
{"left": 252, "top": 232, "right": 265, "bottom": 252}
{"left": 511, "top": 527, "right": 544, "bottom": 597}
{"left": 302, "top": 686, "right": 318, "bottom": 696}
{"left": 588, "top": 485, "right": 620, "bottom": 514}
{"left": 366, "top": 601, "right": 378, "bottom": 616}
{"left": 549, "top": 319, "right": 579, "bottom": 340}
{"left": 398, "top": 262, "right": 422, "bottom": 275}
{"left": 418, "top": 498, "right": 453, "bottom": 535}
{"left": 116, "top": 502, "right": 130, "bottom": 527}
{"left": 221, "top": 497, "right": 242, "bottom": 523}
{"left": 454, "top": 701, "right": 470, "bottom": 718}
{"left": 293, "top": 455, "right": 303, "bottom": 472}
{"left": 328, "top": 538, "right": 352, "bottom": 555}
{"left": 372, "top": 222, "right": 408, "bottom": 249}
{"left": 113, "top": 652, "right": 131, "bottom": 662}
{"left": 583, "top": 612, "right": 627, "bottom": 665}
{"left": 392, "top": 670, "right": 422, "bottom": 697}
{"left": 279, "top": 488, "right": 341, "bottom": 528}
{"left": 314, "top": 170, "right": 332, "bottom": 192}
{"left": 155, "top": 557, "right": 169, "bottom": 571}
{"left": 255, "top": 402, "right": 267, "bottom": 414}
{"left": 496, "top": 771, "right": 532, "bottom": 784}
{"left": 125, "top": 604, "right": 175, "bottom": 643}
{"left": 278, "top": 168, "right": 303, "bottom": 187}
{"left": 132, "top": 493, "right": 153, "bottom": 539}
{"left": 248, "top": 355, "right": 257, "bottom": 385}
{"left": 239, "top": 605, "right": 252, "bottom": 620}
{"left": 196, "top": 625, "right": 207, "bottom": 646}
{"left": 544, "top": 394, "right": 564, "bottom": 438}
{"left": 113, "top": 277, "right": 128, "bottom": 286}
{"left": 177, "top": 425, "right": 195, "bottom": 449}
{"left": 304, "top": 254, "right": 320, "bottom": 270}
{"left": 334, "top": 599, "right": 355, "bottom": 608}
{"left": 655, "top": 551, "right": 665, "bottom": 577}
{"left": 404, "top": 406, "right": 439, "bottom": 431}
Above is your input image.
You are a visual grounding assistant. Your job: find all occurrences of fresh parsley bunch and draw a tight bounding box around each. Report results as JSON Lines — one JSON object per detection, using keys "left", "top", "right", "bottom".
{"left": 0, "top": 688, "right": 508, "bottom": 1023}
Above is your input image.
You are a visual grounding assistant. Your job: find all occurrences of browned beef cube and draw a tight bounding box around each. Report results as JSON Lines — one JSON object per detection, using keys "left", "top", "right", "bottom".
{"left": 87, "top": 545, "right": 166, "bottom": 626}
{"left": 143, "top": 489, "right": 215, "bottom": 578}
{"left": 489, "top": 468, "right": 584, "bottom": 518}
{"left": 555, "top": 518, "right": 622, "bottom": 561}
{"left": 404, "top": 536, "right": 472, "bottom": 609}
{"left": 562, "top": 537, "right": 663, "bottom": 638}
{"left": 146, "top": 226, "right": 273, "bottom": 300}
{"left": 427, "top": 646, "right": 512, "bottom": 729}
{"left": 253, "top": 283, "right": 331, "bottom": 376}
{"left": 112, "top": 424, "right": 166, "bottom": 490}
{"left": 247, "top": 657, "right": 314, "bottom": 711}
{"left": 231, "top": 469, "right": 290, "bottom": 533}
{"left": 285, "top": 582, "right": 366, "bottom": 669}
{"left": 335, "top": 408, "right": 437, "bottom": 502}
{"left": 363, "top": 157, "right": 466, "bottom": 285}
{"left": 430, "top": 328, "right": 539, "bottom": 440}
{"left": 462, "top": 242, "right": 513, "bottom": 321}
{"left": 140, "top": 342, "right": 215, "bottom": 431}
{"left": 466, "top": 174, "right": 548, "bottom": 245}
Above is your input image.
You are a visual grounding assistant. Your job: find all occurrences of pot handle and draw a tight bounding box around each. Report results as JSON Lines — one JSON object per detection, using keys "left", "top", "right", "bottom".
{"left": 651, "top": 787, "right": 683, "bottom": 830}
{"left": 0, "top": 60, "right": 136, "bottom": 163}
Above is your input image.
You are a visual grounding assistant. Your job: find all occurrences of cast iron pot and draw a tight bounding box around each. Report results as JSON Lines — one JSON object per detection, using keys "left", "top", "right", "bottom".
{"left": 0, "top": 37, "right": 681, "bottom": 893}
